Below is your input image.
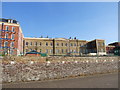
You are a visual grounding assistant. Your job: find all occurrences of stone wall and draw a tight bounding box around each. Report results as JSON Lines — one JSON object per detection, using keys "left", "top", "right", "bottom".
{"left": 1, "top": 56, "right": 119, "bottom": 83}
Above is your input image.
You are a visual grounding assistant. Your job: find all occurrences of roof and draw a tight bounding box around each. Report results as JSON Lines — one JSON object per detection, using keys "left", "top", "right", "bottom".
{"left": 24, "top": 37, "right": 53, "bottom": 40}
{"left": 109, "top": 42, "right": 120, "bottom": 46}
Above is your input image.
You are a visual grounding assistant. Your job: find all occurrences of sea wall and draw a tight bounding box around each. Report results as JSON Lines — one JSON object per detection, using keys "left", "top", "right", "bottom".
{"left": 1, "top": 56, "right": 119, "bottom": 83}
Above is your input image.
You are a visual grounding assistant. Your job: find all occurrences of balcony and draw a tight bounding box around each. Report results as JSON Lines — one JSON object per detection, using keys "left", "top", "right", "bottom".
{"left": 0, "top": 46, "right": 16, "bottom": 49}
{"left": 0, "top": 46, "right": 11, "bottom": 49}
{"left": 0, "top": 38, "right": 15, "bottom": 41}
{"left": 0, "top": 30, "right": 16, "bottom": 34}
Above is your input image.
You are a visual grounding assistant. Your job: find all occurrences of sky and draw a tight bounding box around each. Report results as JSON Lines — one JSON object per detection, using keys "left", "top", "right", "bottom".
{"left": 2, "top": 2, "right": 118, "bottom": 45}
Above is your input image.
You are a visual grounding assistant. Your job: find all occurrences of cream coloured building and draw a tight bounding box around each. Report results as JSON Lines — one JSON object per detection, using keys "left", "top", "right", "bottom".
{"left": 23, "top": 37, "right": 106, "bottom": 56}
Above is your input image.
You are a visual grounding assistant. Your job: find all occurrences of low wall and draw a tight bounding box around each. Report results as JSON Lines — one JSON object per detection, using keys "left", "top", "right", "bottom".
{"left": 1, "top": 56, "right": 119, "bottom": 83}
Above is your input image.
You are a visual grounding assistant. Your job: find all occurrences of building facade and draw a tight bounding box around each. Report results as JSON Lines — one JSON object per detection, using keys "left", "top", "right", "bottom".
{"left": 106, "top": 42, "right": 120, "bottom": 56}
{"left": 0, "top": 18, "right": 24, "bottom": 56}
{"left": 0, "top": 18, "right": 107, "bottom": 56}
{"left": 106, "top": 45, "right": 115, "bottom": 54}
{"left": 87, "top": 39, "right": 106, "bottom": 55}
{"left": 23, "top": 38, "right": 106, "bottom": 56}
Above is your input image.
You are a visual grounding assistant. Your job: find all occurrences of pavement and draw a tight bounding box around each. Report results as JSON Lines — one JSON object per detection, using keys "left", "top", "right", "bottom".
{"left": 2, "top": 72, "right": 118, "bottom": 88}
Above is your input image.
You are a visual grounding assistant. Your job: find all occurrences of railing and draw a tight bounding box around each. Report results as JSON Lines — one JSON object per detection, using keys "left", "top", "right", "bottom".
{"left": 0, "top": 46, "right": 11, "bottom": 48}
{"left": 0, "top": 46, "right": 16, "bottom": 49}
{"left": 0, "top": 38, "right": 14, "bottom": 40}
{"left": 0, "top": 30, "right": 16, "bottom": 33}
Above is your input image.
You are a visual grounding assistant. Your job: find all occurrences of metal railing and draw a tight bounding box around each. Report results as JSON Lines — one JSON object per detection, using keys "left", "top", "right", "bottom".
{"left": 0, "top": 30, "right": 16, "bottom": 33}
{"left": 0, "top": 38, "right": 14, "bottom": 40}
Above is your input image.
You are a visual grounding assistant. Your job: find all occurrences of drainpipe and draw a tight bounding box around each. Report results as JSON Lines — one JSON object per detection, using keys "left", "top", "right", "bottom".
{"left": 0, "top": 23, "right": 4, "bottom": 55}
{"left": 53, "top": 39, "right": 55, "bottom": 55}
{"left": 96, "top": 40, "right": 99, "bottom": 56}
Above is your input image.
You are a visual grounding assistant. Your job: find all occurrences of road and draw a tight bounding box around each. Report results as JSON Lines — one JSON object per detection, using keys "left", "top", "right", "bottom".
{"left": 2, "top": 72, "right": 118, "bottom": 88}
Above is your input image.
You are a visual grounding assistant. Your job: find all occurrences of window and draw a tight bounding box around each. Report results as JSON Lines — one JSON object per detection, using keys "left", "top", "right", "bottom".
{"left": 11, "top": 34, "right": 14, "bottom": 39}
{"left": 50, "top": 43, "right": 53, "bottom": 46}
{"left": 102, "top": 43, "right": 104, "bottom": 46}
{"left": 40, "top": 42, "right": 42, "bottom": 46}
{"left": 12, "top": 27, "right": 15, "bottom": 32}
{"left": 35, "top": 42, "right": 37, "bottom": 46}
{"left": 46, "top": 49, "right": 48, "bottom": 53}
{"left": 80, "top": 49, "right": 83, "bottom": 53}
{"left": 56, "top": 43, "right": 59, "bottom": 46}
{"left": 81, "top": 43, "right": 83, "bottom": 47}
{"left": 70, "top": 43, "right": 73, "bottom": 46}
{"left": 61, "top": 43, "right": 63, "bottom": 46}
{"left": 30, "top": 42, "right": 32, "bottom": 46}
{"left": 85, "top": 49, "right": 88, "bottom": 53}
{"left": 6, "top": 26, "right": 9, "bottom": 30}
{"left": 4, "top": 41, "right": 8, "bottom": 47}
{"left": 56, "top": 49, "right": 59, "bottom": 53}
{"left": 10, "top": 50, "right": 13, "bottom": 55}
{"left": 5, "top": 33, "right": 8, "bottom": 38}
{"left": 66, "top": 49, "right": 68, "bottom": 53}
{"left": 26, "top": 42, "right": 28, "bottom": 46}
{"left": 46, "top": 42, "right": 48, "bottom": 46}
{"left": 98, "top": 43, "right": 100, "bottom": 46}
{"left": 62, "top": 49, "right": 64, "bottom": 53}
{"left": 74, "top": 43, "right": 76, "bottom": 46}
{"left": 74, "top": 50, "right": 76, "bottom": 53}
{"left": 10, "top": 42, "right": 14, "bottom": 47}
{"left": 65, "top": 43, "right": 67, "bottom": 46}
{"left": 40, "top": 49, "right": 42, "bottom": 52}
{"left": 50, "top": 49, "right": 53, "bottom": 54}
{"left": 101, "top": 48, "right": 104, "bottom": 52}
{"left": 8, "top": 20, "right": 11, "bottom": 23}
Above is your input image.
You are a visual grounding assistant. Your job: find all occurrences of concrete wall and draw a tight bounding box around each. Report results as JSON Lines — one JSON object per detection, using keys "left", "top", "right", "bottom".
{"left": 2, "top": 56, "right": 118, "bottom": 83}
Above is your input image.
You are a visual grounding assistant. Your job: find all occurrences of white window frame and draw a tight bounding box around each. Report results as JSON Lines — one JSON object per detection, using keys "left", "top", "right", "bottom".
{"left": 11, "top": 34, "right": 14, "bottom": 40}
{"left": 4, "top": 41, "right": 8, "bottom": 47}
{"left": 12, "top": 27, "right": 15, "bottom": 32}
{"left": 6, "top": 26, "right": 9, "bottom": 30}
{"left": 5, "top": 33, "right": 8, "bottom": 38}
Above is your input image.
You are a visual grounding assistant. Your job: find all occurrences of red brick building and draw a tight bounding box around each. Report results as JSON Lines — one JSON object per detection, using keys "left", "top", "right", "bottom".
{"left": 106, "top": 45, "right": 115, "bottom": 54}
{"left": 0, "top": 18, "right": 24, "bottom": 56}
{"left": 106, "top": 42, "right": 120, "bottom": 55}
